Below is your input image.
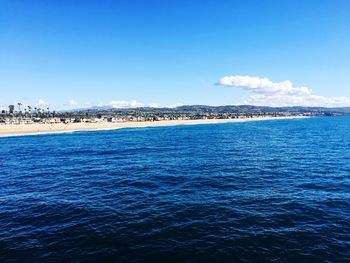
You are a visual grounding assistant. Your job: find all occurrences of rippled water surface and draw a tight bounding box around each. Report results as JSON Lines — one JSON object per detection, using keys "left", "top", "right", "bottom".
{"left": 1, "top": 117, "right": 350, "bottom": 262}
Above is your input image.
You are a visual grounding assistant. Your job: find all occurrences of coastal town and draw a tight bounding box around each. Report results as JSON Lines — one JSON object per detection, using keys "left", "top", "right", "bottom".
{"left": 0, "top": 103, "right": 346, "bottom": 126}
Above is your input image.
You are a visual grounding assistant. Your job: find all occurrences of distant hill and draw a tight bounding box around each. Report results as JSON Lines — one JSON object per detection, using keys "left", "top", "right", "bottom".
{"left": 176, "top": 105, "right": 350, "bottom": 114}
{"left": 74, "top": 105, "right": 350, "bottom": 116}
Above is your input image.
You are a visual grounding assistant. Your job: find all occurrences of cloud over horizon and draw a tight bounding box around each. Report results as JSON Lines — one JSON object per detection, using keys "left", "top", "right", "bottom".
{"left": 37, "top": 99, "right": 49, "bottom": 107}
{"left": 217, "top": 75, "right": 350, "bottom": 107}
{"left": 99, "top": 100, "right": 145, "bottom": 109}
{"left": 66, "top": 100, "right": 78, "bottom": 107}
{"left": 97, "top": 100, "right": 184, "bottom": 109}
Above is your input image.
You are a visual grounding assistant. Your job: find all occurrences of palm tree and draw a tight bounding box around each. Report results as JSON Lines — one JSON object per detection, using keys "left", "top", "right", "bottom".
{"left": 28, "top": 106, "right": 32, "bottom": 117}
{"left": 17, "top": 103, "right": 22, "bottom": 114}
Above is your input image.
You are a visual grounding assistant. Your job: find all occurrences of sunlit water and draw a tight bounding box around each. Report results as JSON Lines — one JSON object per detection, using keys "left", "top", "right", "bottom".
{"left": 1, "top": 117, "right": 350, "bottom": 262}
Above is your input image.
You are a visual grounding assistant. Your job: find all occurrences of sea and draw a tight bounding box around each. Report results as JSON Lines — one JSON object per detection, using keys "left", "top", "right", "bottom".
{"left": 0, "top": 117, "right": 349, "bottom": 262}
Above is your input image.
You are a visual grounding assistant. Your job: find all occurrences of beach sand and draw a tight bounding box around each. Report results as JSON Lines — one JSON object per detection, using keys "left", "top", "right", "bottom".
{"left": 0, "top": 116, "right": 307, "bottom": 136}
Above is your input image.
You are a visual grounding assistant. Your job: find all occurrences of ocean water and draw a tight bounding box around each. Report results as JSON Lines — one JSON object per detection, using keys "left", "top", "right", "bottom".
{"left": 1, "top": 117, "right": 350, "bottom": 262}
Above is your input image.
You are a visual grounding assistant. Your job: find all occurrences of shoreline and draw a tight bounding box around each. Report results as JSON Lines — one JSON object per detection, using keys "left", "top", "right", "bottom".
{"left": 0, "top": 116, "right": 308, "bottom": 137}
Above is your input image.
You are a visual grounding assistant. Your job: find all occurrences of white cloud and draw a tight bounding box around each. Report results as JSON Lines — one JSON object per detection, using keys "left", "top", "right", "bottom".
{"left": 148, "top": 102, "right": 184, "bottom": 108}
{"left": 67, "top": 99, "right": 78, "bottom": 106}
{"left": 37, "top": 99, "right": 49, "bottom": 107}
{"left": 168, "top": 102, "right": 184, "bottom": 108}
{"left": 217, "top": 75, "right": 312, "bottom": 95}
{"left": 148, "top": 103, "right": 161, "bottom": 108}
{"left": 217, "top": 75, "right": 350, "bottom": 107}
{"left": 97, "top": 100, "right": 184, "bottom": 109}
{"left": 98, "top": 100, "right": 145, "bottom": 109}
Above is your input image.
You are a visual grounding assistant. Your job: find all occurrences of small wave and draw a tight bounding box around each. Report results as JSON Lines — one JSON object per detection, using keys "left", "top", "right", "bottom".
{"left": 0, "top": 127, "right": 124, "bottom": 138}
{"left": 0, "top": 130, "right": 81, "bottom": 138}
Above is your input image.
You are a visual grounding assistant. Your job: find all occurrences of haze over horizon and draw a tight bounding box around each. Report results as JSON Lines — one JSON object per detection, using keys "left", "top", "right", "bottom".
{"left": 1, "top": 0, "right": 350, "bottom": 110}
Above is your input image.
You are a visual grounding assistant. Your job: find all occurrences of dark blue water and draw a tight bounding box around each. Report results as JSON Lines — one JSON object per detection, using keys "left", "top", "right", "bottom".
{"left": 1, "top": 117, "right": 350, "bottom": 262}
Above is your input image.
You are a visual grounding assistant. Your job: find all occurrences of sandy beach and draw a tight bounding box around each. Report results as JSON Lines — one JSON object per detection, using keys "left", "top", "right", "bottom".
{"left": 0, "top": 116, "right": 308, "bottom": 136}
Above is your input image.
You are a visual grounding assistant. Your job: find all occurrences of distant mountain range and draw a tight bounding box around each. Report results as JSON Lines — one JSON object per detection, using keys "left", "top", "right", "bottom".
{"left": 80, "top": 105, "right": 350, "bottom": 115}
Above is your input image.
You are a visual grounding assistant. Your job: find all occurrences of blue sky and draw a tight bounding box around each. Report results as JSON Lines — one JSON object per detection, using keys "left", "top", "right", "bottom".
{"left": 1, "top": 0, "right": 350, "bottom": 109}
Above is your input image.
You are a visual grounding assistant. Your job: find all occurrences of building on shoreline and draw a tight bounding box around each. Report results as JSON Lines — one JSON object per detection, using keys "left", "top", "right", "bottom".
{"left": 0, "top": 103, "right": 342, "bottom": 125}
